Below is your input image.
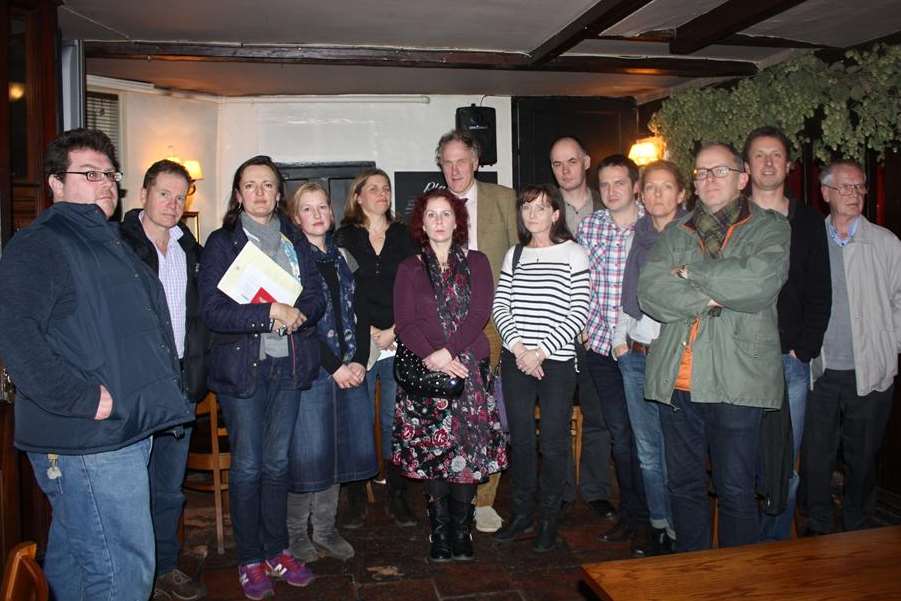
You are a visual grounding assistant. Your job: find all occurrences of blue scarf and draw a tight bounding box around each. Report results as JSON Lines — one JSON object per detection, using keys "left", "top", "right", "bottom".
{"left": 311, "top": 234, "right": 357, "bottom": 362}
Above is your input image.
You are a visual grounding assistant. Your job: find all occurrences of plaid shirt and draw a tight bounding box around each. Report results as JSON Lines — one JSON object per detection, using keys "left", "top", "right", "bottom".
{"left": 577, "top": 205, "right": 644, "bottom": 355}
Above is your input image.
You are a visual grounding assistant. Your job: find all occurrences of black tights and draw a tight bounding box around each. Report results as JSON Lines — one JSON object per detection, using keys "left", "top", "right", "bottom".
{"left": 427, "top": 479, "right": 476, "bottom": 503}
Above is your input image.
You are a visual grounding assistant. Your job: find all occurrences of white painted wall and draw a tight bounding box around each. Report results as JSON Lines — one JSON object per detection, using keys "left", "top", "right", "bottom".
{"left": 87, "top": 77, "right": 512, "bottom": 243}
{"left": 216, "top": 95, "right": 512, "bottom": 230}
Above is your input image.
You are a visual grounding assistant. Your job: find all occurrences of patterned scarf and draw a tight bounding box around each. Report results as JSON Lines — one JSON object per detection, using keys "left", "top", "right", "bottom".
{"left": 310, "top": 234, "right": 357, "bottom": 363}
{"left": 692, "top": 196, "right": 745, "bottom": 258}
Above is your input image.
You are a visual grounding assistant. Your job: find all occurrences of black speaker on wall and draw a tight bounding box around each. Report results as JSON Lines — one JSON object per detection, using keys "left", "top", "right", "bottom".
{"left": 456, "top": 105, "right": 497, "bottom": 166}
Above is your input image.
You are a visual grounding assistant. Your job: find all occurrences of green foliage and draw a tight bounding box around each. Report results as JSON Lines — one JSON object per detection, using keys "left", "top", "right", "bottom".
{"left": 649, "top": 45, "right": 901, "bottom": 180}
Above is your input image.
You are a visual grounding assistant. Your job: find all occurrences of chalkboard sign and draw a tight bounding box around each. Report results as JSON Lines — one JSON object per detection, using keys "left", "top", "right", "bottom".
{"left": 393, "top": 171, "right": 498, "bottom": 223}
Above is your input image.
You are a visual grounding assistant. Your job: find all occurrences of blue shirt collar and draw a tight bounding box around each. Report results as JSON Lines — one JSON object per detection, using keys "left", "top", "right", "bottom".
{"left": 827, "top": 216, "right": 860, "bottom": 247}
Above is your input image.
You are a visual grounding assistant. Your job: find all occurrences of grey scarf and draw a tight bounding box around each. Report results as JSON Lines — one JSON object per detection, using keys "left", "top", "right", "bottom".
{"left": 622, "top": 209, "right": 686, "bottom": 319}
{"left": 240, "top": 212, "right": 290, "bottom": 358}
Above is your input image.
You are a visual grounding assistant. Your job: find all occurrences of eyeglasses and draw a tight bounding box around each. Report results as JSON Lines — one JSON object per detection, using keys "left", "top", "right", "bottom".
{"left": 824, "top": 183, "right": 867, "bottom": 196}
{"left": 692, "top": 165, "right": 744, "bottom": 181}
{"left": 60, "top": 170, "right": 123, "bottom": 183}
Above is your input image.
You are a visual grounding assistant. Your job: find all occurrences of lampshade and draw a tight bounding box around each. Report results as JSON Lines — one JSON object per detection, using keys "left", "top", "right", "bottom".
{"left": 183, "top": 160, "right": 204, "bottom": 181}
{"left": 628, "top": 136, "right": 665, "bottom": 166}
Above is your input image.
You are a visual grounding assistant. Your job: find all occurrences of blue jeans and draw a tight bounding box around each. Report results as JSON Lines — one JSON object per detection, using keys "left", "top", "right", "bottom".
{"left": 660, "top": 391, "right": 763, "bottom": 552}
{"left": 502, "top": 351, "right": 576, "bottom": 518}
{"left": 289, "top": 368, "right": 377, "bottom": 492}
{"left": 367, "top": 356, "right": 397, "bottom": 461}
{"left": 28, "top": 437, "right": 154, "bottom": 601}
{"left": 218, "top": 356, "right": 300, "bottom": 564}
{"left": 760, "top": 354, "right": 809, "bottom": 541}
{"left": 585, "top": 350, "right": 647, "bottom": 526}
{"left": 149, "top": 427, "right": 192, "bottom": 574}
{"left": 618, "top": 350, "right": 672, "bottom": 535}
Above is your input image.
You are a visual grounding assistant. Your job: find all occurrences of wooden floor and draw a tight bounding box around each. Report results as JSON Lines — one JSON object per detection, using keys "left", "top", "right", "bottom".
{"left": 180, "top": 479, "right": 901, "bottom": 601}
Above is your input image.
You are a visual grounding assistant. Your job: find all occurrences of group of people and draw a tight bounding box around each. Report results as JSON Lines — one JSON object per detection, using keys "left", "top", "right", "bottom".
{"left": 0, "top": 121, "right": 898, "bottom": 601}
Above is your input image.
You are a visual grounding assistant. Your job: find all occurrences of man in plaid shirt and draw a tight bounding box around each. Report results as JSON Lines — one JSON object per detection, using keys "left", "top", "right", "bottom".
{"left": 577, "top": 154, "right": 649, "bottom": 554}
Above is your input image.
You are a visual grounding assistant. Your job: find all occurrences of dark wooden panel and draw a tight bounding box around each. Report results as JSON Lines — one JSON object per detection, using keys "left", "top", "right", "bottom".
{"left": 512, "top": 96, "right": 637, "bottom": 192}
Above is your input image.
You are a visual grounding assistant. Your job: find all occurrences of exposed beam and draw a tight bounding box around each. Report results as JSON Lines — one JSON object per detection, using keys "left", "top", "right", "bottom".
{"left": 670, "top": 0, "right": 808, "bottom": 55}
{"left": 597, "top": 31, "right": 831, "bottom": 49}
{"left": 528, "top": 0, "right": 655, "bottom": 66}
{"left": 85, "top": 41, "right": 759, "bottom": 78}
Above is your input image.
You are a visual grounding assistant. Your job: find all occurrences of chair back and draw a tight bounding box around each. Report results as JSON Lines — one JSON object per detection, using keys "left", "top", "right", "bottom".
{"left": 186, "top": 393, "right": 231, "bottom": 554}
{"left": 1, "top": 542, "right": 48, "bottom": 601}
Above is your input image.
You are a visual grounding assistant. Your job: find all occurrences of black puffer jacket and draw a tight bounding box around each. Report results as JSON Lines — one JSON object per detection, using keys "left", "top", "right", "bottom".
{"left": 120, "top": 208, "right": 209, "bottom": 402}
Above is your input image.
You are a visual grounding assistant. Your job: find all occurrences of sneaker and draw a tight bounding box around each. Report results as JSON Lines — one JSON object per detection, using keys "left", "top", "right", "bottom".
{"left": 155, "top": 569, "right": 208, "bottom": 601}
{"left": 265, "top": 550, "right": 315, "bottom": 587}
{"left": 474, "top": 506, "right": 503, "bottom": 533}
{"left": 312, "top": 529, "right": 355, "bottom": 561}
{"left": 237, "top": 563, "right": 273, "bottom": 601}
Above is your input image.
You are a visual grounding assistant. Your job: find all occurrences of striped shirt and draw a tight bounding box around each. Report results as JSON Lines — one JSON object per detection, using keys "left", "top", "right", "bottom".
{"left": 492, "top": 240, "right": 590, "bottom": 361}
{"left": 577, "top": 206, "right": 643, "bottom": 355}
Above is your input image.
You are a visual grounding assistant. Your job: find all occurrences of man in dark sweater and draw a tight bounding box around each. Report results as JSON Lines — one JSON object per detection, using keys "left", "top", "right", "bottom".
{"left": 120, "top": 159, "right": 208, "bottom": 600}
{"left": 0, "top": 129, "right": 193, "bottom": 601}
{"left": 743, "top": 126, "right": 831, "bottom": 540}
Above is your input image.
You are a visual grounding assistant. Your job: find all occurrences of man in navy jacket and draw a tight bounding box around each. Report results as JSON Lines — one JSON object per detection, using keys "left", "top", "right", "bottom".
{"left": 0, "top": 129, "right": 193, "bottom": 601}
{"left": 121, "top": 159, "right": 209, "bottom": 600}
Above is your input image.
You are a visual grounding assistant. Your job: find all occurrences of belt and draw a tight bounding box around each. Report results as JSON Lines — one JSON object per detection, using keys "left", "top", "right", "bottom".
{"left": 627, "top": 336, "right": 650, "bottom": 354}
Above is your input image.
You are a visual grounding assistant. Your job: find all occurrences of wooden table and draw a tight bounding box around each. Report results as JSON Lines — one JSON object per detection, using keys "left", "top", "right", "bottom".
{"left": 582, "top": 526, "right": 901, "bottom": 601}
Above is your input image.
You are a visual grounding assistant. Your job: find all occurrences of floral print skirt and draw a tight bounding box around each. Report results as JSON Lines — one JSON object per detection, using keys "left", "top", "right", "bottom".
{"left": 391, "top": 361, "right": 508, "bottom": 484}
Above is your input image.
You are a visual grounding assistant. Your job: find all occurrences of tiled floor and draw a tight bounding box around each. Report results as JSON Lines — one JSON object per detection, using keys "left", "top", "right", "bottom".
{"left": 180, "top": 477, "right": 901, "bottom": 601}
{"left": 181, "top": 475, "right": 632, "bottom": 601}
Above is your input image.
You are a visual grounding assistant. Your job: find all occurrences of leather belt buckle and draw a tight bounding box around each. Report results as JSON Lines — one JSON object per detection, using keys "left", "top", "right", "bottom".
{"left": 627, "top": 337, "right": 650, "bottom": 354}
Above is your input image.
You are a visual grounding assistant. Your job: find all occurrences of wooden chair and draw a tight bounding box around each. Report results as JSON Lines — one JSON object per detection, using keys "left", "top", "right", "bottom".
{"left": 185, "top": 393, "right": 231, "bottom": 554}
{"left": 1, "top": 542, "right": 48, "bottom": 601}
{"left": 534, "top": 405, "right": 584, "bottom": 484}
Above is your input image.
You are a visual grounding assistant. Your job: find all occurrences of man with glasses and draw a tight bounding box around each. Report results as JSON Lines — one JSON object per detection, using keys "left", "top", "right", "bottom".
{"left": 743, "top": 127, "right": 831, "bottom": 541}
{"left": 638, "top": 142, "right": 789, "bottom": 551}
{"left": 803, "top": 160, "right": 901, "bottom": 535}
{"left": 121, "top": 159, "right": 209, "bottom": 600}
{"left": 0, "top": 129, "right": 194, "bottom": 600}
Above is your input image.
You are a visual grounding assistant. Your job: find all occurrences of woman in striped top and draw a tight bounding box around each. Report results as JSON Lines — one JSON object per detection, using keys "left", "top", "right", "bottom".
{"left": 491, "top": 185, "right": 590, "bottom": 552}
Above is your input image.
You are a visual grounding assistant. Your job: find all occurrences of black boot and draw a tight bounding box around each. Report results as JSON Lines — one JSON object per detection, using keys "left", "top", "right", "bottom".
{"left": 532, "top": 516, "right": 560, "bottom": 552}
{"left": 494, "top": 514, "right": 535, "bottom": 542}
{"left": 448, "top": 498, "right": 475, "bottom": 561}
{"left": 427, "top": 495, "right": 452, "bottom": 562}
{"left": 386, "top": 465, "right": 417, "bottom": 527}
{"left": 342, "top": 481, "right": 367, "bottom": 529}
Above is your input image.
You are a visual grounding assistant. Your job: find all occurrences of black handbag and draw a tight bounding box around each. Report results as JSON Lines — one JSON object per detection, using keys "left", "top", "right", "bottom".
{"left": 393, "top": 339, "right": 465, "bottom": 399}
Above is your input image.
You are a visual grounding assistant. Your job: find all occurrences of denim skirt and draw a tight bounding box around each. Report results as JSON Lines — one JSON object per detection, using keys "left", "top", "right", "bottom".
{"left": 288, "top": 368, "right": 378, "bottom": 492}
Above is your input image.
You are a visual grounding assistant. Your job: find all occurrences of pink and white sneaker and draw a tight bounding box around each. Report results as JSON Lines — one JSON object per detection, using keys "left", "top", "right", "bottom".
{"left": 237, "top": 562, "right": 274, "bottom": 600}
{"left": 265, "top": 550, "right": 315, "bottom": 587}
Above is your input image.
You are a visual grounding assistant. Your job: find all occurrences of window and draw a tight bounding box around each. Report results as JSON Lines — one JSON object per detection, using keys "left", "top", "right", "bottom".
{"left": 85, "top": 91, "right": 121, "bottom": 156}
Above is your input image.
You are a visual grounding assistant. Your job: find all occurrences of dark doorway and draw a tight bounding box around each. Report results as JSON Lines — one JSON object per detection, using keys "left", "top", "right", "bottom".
{"left": 511, "top": 97, "right": 638, "bottom": 192}
{"left": 277, "top": 161, "right": 375, "bottom": 226}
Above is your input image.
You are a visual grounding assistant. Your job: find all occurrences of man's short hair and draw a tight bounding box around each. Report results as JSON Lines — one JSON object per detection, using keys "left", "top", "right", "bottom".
{"left": 696, "top": 142, "right": 744, "bottom": 171}
{"left": 435, "top": 129, "right": 481, "bottom": 166}
{"left": 142, "top": 159, "right": 191, "bottom": 190}
{"left": 549, "top": 135, "right": 589, "bottom": 158}
{"left": 598, "top": 154, "right": 639, "bottom": 185}
{"left": 742, "top": 126, "right": 792, "bottom": 163}
{"left": 44, "top": 128, "right": 120, "bottom": 179}
{"left": 820, "top": 159, "right": 865, "bottom": 186}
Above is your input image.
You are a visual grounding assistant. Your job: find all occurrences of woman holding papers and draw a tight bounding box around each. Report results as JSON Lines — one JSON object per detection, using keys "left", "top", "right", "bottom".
{"left": 285, "top": 183, "right": 377, "bottom": 563}
{"left": 392, "top": 188, "right": 507, "bottom": 563}
{"left": 199, "top": 155, "right": 325, "bottom": 600}
{"left": 335, "top": 168, "right": 417, "bottom": 528}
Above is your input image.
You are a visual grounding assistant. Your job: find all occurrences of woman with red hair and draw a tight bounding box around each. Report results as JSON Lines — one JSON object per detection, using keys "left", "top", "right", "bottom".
{"left": 392, "top": 189, "right": 507, "bottom": 563}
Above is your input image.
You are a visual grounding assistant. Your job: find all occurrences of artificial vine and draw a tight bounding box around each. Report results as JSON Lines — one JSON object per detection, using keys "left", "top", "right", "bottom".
{"left": 649, "top": 44, "right": 901, "bottom": 178}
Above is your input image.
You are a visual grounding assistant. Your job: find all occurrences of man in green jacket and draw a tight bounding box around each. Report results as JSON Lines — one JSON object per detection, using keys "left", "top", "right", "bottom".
{"left": 638, "top": 142, "right": 790, "bottom": 552}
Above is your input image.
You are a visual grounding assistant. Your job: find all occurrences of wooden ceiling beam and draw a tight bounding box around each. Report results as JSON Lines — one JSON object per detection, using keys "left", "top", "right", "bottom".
{"left": 597, "top": 31, "right": 831, "bottom": 49}
{"left": 670, "top": 0, "right": 808, "bottom": 55}
{"left": 528, "top": 0, "right": 655, "bottom": 65}
{"left": 85, "top": 41, "right": 759, "bottom": 78}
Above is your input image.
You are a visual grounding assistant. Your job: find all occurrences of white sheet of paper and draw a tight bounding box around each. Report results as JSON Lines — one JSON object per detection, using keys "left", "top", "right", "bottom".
{"left": 217, "top": 242, "right": 302, "bottom": 305}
